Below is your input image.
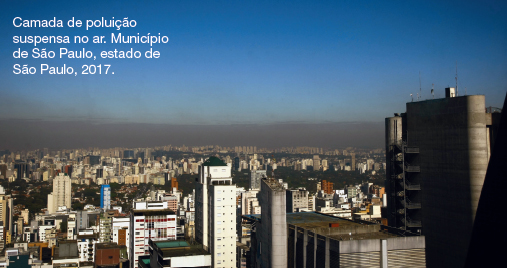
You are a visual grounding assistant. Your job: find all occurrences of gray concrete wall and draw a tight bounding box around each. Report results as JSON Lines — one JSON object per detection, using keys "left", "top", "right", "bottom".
{"left": 406, "top": 95, "right": 488, "bottom": 268}
{"left": 258, "top": 179, "right": 287, "bottom": 268}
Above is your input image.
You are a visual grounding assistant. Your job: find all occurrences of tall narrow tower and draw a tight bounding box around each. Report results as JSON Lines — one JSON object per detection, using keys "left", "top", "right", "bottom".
{"left": 47, "top": 173, "right": 71, "bottom": 213}
{"left": 252, "top": 177, "right": 287, "bottom": 268}
{"left": 195, "top": 157, "right": 237, "bottom": 267}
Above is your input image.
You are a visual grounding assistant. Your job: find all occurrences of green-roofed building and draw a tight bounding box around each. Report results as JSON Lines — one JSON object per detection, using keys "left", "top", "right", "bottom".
{"left": 201, "top": 156, "right": 227, "bottom": 166}
{"left": 139, "top": 239, "right": 211, "bottom": 268}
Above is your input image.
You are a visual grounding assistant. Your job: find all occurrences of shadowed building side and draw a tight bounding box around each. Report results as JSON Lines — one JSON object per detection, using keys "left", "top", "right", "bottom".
{"left": 465, "top": 93, "right": 507, "bottom": 267}
{"left": 385, "top": 90, "right": 500, "bottom": 268}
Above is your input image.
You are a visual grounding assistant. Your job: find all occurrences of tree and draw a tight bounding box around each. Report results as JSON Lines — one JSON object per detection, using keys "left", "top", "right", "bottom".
{"left": 59, "top": 221, "right": 67, "bottom": 232}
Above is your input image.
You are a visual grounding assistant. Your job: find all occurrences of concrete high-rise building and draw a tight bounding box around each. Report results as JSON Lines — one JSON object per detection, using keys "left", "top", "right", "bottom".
{"left": 123, "top": 150, "right": 134, "bottom": 159}
{"left": 351, "top": 153, "right": 356, "bottom": 171}
{"left": 130, "top": 201, "right": 177, "bottom": 268}
{"left": 99, "top": 211, "right": 114, "bottom": 243}
{"left": 195, "top": 157, "right": 236, "bottom": 267}
{"left": 0, "top": 186, "right": 13, "bottom": 234}
{"left": 249, "top": 170, "right": 266, "bottom": 190}
{"left": 312, "top": 155, "right": 320, "bottom": 171}
{"left": 47, "top": 173, "right": 71, "bottom": 214}
{"left": 100, "top": 185, "right": 111, "bottom": 210}
{"left": 321, "top": 180, "right": 334, "bottom": 194}
{"left": 14, "top": 162, "right": 29, "bottom": 180}
{"left": 286, "top": 189, "right": 309, "bottom": 213}
{"left": 385, "top": 91, "right": 500, "bottom": 268}
{"left": 251, "top": 177, "right": 287, "bottom": 268}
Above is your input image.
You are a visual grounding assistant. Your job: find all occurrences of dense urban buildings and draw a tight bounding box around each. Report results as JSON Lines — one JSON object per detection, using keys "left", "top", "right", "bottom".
{"left": 15, "top": 125, "right": 507, "bottom": 267}
{"left": 0, "top": 144, "right": 398, "bottom": 268}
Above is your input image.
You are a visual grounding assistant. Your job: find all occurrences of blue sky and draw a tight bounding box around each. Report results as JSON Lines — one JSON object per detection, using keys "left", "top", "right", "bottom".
{"left": 1, "top": 0, "right": 506, "bottom": 125}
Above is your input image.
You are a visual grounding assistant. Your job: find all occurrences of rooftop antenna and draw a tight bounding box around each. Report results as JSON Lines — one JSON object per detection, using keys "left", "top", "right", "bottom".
{"left": 465, "top": 87, "right": 467, "bottom": 96}
{"left": 455, "top": 61, "right": 458, "bottom": 96}
{"left": 431, "top": 83, "right": 434, "bottom": 99}
{"left": 417, "top": 93, "right": 419, "bottom": 101}
{"left": 410, "top": 94, "right": 413, "bottom": 102}
{"left": 419, "top": 71, "right": 422, "bottom": 100}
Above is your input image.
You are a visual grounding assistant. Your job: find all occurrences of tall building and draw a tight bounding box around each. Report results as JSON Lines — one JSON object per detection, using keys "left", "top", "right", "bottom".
{"left": 47, "top": 173, "right": 71, "bottom": 213}
{"left": 99, "top": 211, "right": 114, "bottom": 243}
{"left": 195, "top": 157, "right": 236, "bottom": 267}
{"left": 170, "top": 177, "right": 179, "bottom": 190}
{"left": 249, "top": 170, "right": 266, "bottom": 190}
{"left": 84, "top": 155, "right": 101, "bottom": 165}
{"left": 312, "top": 155, "right": 320, "bottom": 171}
{"left": 251, "top": 178, "right": 287, "bottom": 268}
{"left": 130, "top": 201, "right": 177, "bottom": 268}
{"left": 100, "top": 185, "right": 111, "bottom": 210}
{"left": 14, "top": 162, "right": 29, "bottom": 180}
{"left": 321, "top": 180, "right": 334, "bottom": 194}
{"left": 234, "top": 157, "right": 240, "bottom": 171}
{"left": 351, "top": 153, "right": 356, "bottom": 171}
{"left": 465, "top": 94, "right": 506, "bottom": 267}
{"left": 286, "top": 189, "right": 309, "bottom": 213}
{"left": 0, "top": 186, "right": 13, "bottom": 235}
{"left": 385, "top": 91, "right": 500, "bottom": 268}
{"left": 123, "top": 150, "right": 134, "bottom": 159}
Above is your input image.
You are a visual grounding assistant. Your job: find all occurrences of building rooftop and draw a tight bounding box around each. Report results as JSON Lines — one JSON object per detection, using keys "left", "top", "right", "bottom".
{"left": 149, "top": 239, "right": 210, "bottom": 259}
{"left": 202, "top": 156, "right": 227, "bottom": 166}
{"left": 244, "top": 212, "right": 410, "bottom": 241}
{"left": 96, "top": 243, "right": 124, "bottom": 250}
{"left": 154, "top": 241, "right": 189, "bottom": 248}
{"left": 262, "top": 178, "right": 284, "bottom": 191}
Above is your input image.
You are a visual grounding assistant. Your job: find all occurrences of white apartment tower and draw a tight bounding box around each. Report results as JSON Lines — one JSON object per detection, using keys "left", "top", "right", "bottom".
{"left": 47, "top": 173, "right": 71, "bottom": 214}
{"left": 195, "top": 157, "right": 237, "bottom": 268}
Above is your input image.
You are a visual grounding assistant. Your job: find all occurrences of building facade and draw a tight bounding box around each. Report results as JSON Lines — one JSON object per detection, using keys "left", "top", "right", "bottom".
{"left": 130, "top": 201, "right": 177, "bottom": 268}
{"left": 385, "top": 91, "right": 500, "bottom": 267}
{"left": 47, "top": 173, "right": 71, "bottom": 214}
{"left": 195, "top": 157, "right": 237, "bottom": 268}
{"left": 100, "top": 185, "right": 111, "bottom": 210}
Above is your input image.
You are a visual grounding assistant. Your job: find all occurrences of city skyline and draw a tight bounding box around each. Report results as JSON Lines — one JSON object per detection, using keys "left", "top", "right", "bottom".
{"left": 1, "top": 1, "right": 506, "bottom": 134}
